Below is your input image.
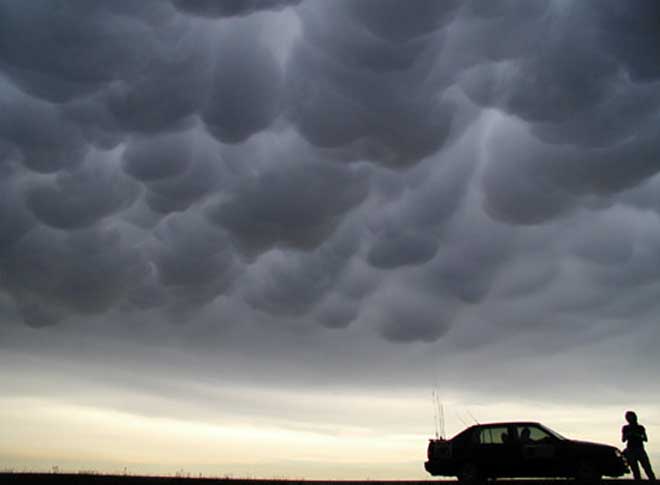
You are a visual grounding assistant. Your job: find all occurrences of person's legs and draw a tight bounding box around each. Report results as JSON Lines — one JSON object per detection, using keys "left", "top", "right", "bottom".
{"left": 638, "top": 450, "right": 655, "bottom": 480}
{"left": 627, "top": 450, "right": 642, "bottom": 480}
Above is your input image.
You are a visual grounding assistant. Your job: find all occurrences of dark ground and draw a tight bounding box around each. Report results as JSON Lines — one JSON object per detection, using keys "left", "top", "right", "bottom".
{"left": 0, "top": 474, "right": 643, "bottom": 485}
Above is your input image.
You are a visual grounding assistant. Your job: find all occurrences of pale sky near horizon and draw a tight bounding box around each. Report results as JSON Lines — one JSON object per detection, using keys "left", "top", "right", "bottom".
{"left": 1, "top": 0, "right": 660, "bottom": 479}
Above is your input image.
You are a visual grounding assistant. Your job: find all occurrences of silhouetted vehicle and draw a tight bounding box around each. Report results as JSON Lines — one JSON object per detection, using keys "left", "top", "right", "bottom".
{"left": 425, "top": 421, "right": 628, "bottom": 483}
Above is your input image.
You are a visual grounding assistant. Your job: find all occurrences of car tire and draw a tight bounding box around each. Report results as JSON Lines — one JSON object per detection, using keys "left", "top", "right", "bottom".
{"left": 575, "top": 460, "right": 602, "bottom": 483}
{"left": 457, "top": 462, "right": 482, "bottom": 484}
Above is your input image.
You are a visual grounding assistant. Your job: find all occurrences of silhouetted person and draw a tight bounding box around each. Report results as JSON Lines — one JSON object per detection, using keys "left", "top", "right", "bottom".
{"left": 520, "top": 427, "right": 532, "bottom": 444}
{"left": 622, "top": 410, "right": 655, "bottom": 480}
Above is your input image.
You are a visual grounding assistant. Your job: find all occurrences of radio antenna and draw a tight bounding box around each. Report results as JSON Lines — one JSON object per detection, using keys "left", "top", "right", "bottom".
{"left": 455, "top": 410, "right": 468, "bottom": 428}
{"left": 432, "top": 391, "right": 440, "bottom": 439}
{"left": 439, "top": 401, "right": 446, "bottom": 439}
{"left": 466, "top": 408, "right": 480, "bottom": 425}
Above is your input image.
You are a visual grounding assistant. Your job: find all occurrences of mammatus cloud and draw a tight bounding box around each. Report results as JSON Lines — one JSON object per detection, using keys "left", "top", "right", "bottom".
{"left": 285, "top": 0, "right": 466, "bottom": 167}
{"left": 26, "top": 151, "right": 139, "bottom": 230}
{"left": 0, "top": 0, "right": 659, "bottom": 364}
{"left": 206, "top": 157, "right": 368, "bottom": 257}
{"left": 4, "top": 224, "right": 146, "bottom": 327}
{"left": 171, "top": 0, "right": 302, "bottom": 18}
{"left": 202, "top": 28, "right": 284, "bottom": 144}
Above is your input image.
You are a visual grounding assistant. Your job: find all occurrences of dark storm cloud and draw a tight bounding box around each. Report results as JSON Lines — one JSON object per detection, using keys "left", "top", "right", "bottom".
{"left": 26, "top": 150, "right": 139, "bottom": 229}
{"left": 366, "top": 233, "right": 438, "bottom": 270}
{"left": 0, "top": 167, "right": 36, "bottom": 254}
{"left": 201, "top": 28, "right": 284, "bottom": 144}
{"left": 97, "top": 39, "right": 209, "bottom": 136}
{"left": 240, "top": 215, "right": 361, "bottom": 317}
{"left": 59, "top": 25, "right": 210, "bottom": 139}
{"left": 0, "top": 0, "right": 181, "bottom": 102}
{"left": 369, "top": 285, "right": 454, "bottom": 343}
{"left": 455, "top": 0, "right": 660, "bottom": 225}
{"left": 123, "top": 133, "right": 194, "bottom": 181}
{"left": 0, "top": 0, "right": 660, "bottom": 408}
{"left": 594, "top": 0, "right": 660, "bottom": 83}
{"left": 568, "top": 210, "right": 635, "bottom": 267}
{"left": 481, "top": 116, "right": 660, "bottom": 224}
{"left": 314, "top": 293, "right": 359, "bottom": 329}
{"left": 206, "top": 158, "right": 369, "bottom": 257}
{"left": 2, "top": 224, "right": 147, "bottom": 327}
{"left": 365, "top": 119, "right": 482, "bottom": 270}
{"left": 172, "top": 0, "right": 302, "bottom": 18}
{"left": 146, "top": 212, "right": 240, "bottom": 314}
{"left": 418, "top": 207, "right": 513, "bottom": 305}
{"left": 0, "top": 78, "right": 88, "bottom": 173}
{"left": 122, "top": 130, "right": 225, "bottom": 214}
{"left": 285, "top": 0, "right": 466, "bottom": 167}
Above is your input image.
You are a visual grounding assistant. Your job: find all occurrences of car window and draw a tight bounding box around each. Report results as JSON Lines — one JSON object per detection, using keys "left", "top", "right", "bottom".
{"left": 517, "top": 425, "right": 553, "bottom": 443}
{"left": 479, "top": 426, "right": 511, "bottom": 445}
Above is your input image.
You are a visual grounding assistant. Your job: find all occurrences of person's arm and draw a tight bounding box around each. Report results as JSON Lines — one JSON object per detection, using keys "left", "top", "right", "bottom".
{"left": 622, "top": 426, "right": 628, "bottom": 443}
{"left": 641, "top": 426, "right": 648, "bottom": 442}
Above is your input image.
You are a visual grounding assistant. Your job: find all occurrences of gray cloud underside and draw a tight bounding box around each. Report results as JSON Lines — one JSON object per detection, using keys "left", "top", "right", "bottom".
{"left": 1, "top": 0, "right": 659, "bottom": 395}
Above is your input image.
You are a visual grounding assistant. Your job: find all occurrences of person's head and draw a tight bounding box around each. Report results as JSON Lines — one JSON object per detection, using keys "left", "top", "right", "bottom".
{"left": 521, "top": 428, "right": 531, "bottom": 440}
{"left": 625, "top": 411, "right": 638, "bottom": 424}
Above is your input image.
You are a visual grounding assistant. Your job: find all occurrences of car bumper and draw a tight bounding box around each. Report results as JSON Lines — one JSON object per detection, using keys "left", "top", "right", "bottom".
{"left": 425, "top": 460, "right": 457, "bottom": 477}
{"left": 603, "top": 460, "right": 629, "bottom": 478}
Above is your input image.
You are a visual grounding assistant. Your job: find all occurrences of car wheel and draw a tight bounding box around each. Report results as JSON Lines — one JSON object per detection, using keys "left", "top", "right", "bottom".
{"left": 457, "top": 462, "right": 482, "bottom": 484}
{"left": 575, "top": 460, "right": 602, "bottom": 483}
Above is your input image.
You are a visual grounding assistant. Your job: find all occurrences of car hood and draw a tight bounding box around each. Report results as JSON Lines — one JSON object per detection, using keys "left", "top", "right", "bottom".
{"left": 567, "top": 439, "right": 618, "bottom": 451}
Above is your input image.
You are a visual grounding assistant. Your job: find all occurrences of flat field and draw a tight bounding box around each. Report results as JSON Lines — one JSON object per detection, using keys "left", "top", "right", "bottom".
{"left": 0, "top": 474, "right": 640, "bottom": 485}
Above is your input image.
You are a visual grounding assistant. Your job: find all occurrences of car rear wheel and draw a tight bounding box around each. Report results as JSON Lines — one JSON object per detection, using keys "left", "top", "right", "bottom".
{"left": 457, "top": 462, "right": 483, "bottom": 484}
{"left": 575, "top": 460, "right": 602, "bottom": 483}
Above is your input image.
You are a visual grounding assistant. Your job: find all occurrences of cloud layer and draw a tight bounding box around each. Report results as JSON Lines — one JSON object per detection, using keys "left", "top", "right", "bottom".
{"left": 1, "top": 0, "right": 659, "bottom": 405}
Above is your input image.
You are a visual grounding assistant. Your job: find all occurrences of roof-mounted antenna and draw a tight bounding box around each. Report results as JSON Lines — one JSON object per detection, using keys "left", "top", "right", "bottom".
{"left": 439, "top": 401, "right": 446, "bottom": 439}
{"left": 455, "top": 410, "right": 468, "bottom": 428}
{"left": 432, "top": 390, "right": 446, "bottom": 439}
{"left": 432, "top": 391, "right": 440, "bottom": 439}
{"left": 466, "top": 408, "right": 480, "bottom": 425}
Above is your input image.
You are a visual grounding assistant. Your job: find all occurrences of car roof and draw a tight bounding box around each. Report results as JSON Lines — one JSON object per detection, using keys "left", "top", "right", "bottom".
{"left": 469, "top": 421, "right": 543, "bottom": 428}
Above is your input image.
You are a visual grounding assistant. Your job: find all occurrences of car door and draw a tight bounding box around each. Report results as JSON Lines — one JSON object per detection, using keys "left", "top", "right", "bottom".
{"left": 516, "top": 424, "right": 560, "bottom": 477}
{"left": 473, "top": 425, "right": 519, "bottom": 477}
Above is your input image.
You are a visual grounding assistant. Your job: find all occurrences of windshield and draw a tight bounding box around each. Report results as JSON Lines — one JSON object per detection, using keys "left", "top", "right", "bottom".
{"left": 538, "top": 423, "right": 566, "bottom": 440}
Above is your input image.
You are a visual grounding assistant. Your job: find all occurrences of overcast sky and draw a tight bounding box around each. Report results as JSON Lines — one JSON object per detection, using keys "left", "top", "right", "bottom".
{"left": 1, "top": 0, "right": 659, "bottom": 479}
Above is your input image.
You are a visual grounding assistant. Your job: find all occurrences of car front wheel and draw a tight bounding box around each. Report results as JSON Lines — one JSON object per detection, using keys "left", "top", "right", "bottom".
{"left": 575, "top": 460, "right": 602, "bottom": 483}
{"left": 457, "top": 462, "right": 482, "bottom": 484}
